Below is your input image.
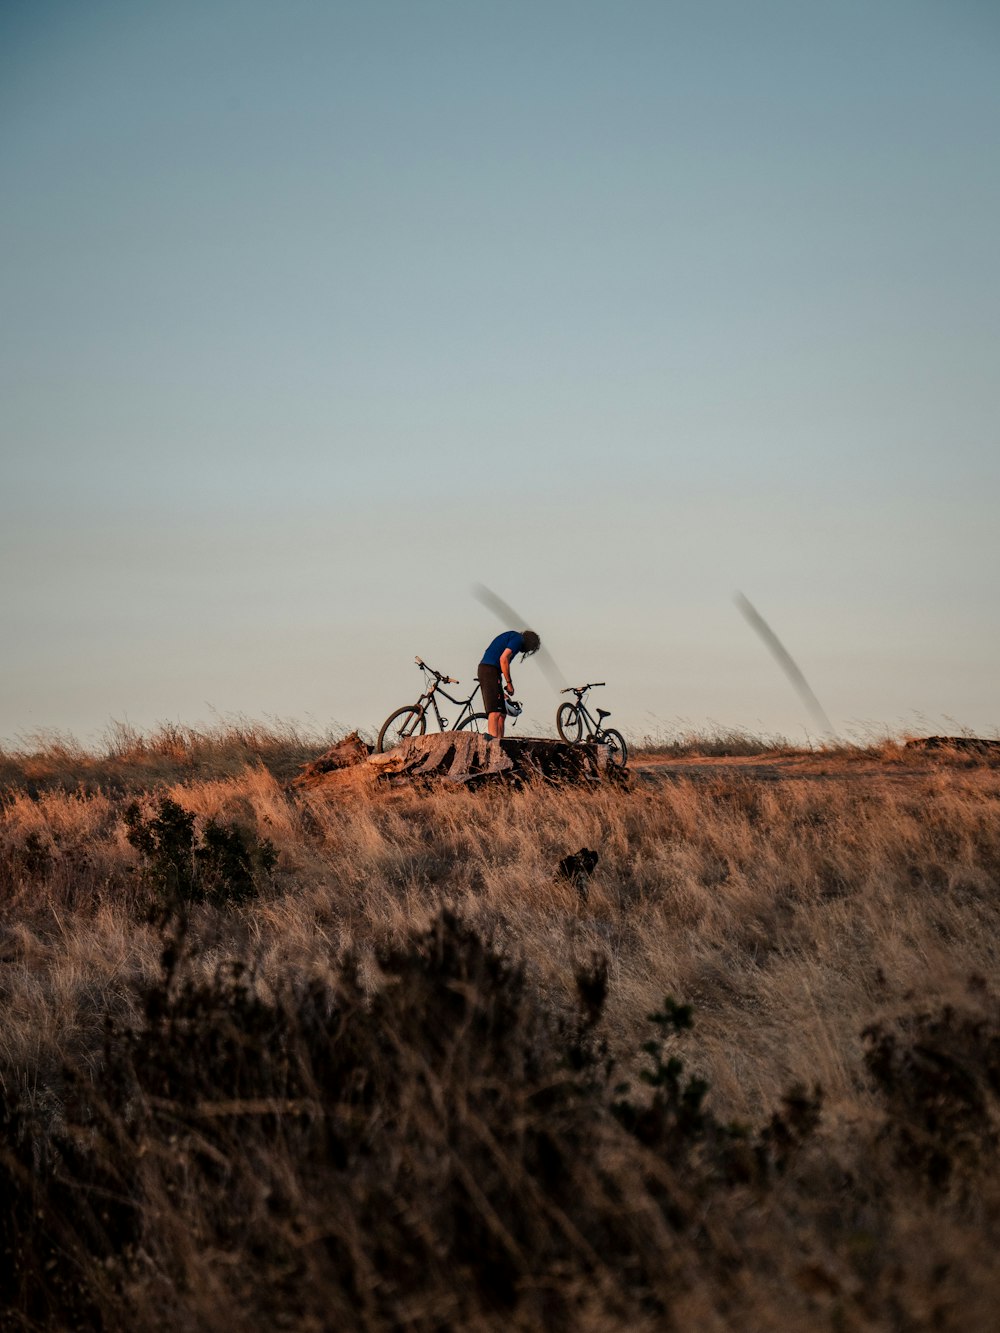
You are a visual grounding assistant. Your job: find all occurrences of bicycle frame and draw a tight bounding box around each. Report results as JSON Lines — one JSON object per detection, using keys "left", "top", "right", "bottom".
{"left": 415, "top": 676, "right": 482, "bottom": 731}
{"left": 562, "top": 683, "right": 611, "bottom": 740}
{"left": 572, "top": 701, "right": 604, "bottom": 739}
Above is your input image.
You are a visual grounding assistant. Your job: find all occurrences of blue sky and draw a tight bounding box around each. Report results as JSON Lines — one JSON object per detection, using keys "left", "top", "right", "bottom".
{"left": 2, "top": 0, "right": 998, "bottom": 743}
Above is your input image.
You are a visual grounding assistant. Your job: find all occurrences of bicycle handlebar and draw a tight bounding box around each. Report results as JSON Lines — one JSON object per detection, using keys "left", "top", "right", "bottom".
{"left": 414, "top": 656, "right": 458, "bottom": 685}
{"left": 561, "top": 681, "right": 606, "bottom": 694}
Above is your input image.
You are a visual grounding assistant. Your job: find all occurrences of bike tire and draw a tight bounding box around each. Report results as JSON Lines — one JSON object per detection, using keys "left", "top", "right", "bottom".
{"left": 456, "top": 712, "right": 491, "bottom": 734}
{"left": 556, "top": 702, "right": 582, "bottom": 743}
{"left": 377, "top": 705, "right": 427, "bottom": 753}
{"left": 601, "top": 728, "right": 628, "bottom": 768}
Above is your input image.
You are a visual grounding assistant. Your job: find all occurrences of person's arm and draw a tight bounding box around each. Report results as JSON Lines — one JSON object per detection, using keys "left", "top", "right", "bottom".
{"left": 499, "top": 648, "right": 515, "bottom": 695}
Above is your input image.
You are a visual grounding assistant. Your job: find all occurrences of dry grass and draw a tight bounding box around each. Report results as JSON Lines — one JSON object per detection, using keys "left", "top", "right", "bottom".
{"left": 0, "top": 717, "right": 346, "bottom": 794}
{"left": 2, "top": 722, "right": 1000, "bottom": 1328}
{"left": 636, "top": 724, "right": 803, "bottom": 756}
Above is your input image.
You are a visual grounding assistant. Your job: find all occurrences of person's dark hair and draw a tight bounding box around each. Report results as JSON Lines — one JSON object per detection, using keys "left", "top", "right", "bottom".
{"left": 521, "top": 630, "right": 540, "bottom": 656}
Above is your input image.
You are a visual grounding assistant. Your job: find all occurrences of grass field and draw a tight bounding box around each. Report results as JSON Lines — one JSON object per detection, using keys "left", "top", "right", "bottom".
{"left": 2, "top": 723, "right": 999, "bottom": 1330}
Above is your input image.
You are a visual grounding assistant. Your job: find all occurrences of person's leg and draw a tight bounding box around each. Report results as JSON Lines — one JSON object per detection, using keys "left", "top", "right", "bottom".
{"left": 479, "top": 664, "right": 505, "bottom": 739}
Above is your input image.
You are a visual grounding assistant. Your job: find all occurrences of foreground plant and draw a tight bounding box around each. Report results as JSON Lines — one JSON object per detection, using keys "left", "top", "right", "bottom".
{"left": 4, "top": 909, "right": 998, "bottom": 1331}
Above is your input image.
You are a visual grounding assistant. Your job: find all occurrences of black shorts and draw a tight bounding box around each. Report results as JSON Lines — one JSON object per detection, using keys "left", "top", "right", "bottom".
{"left": 478, "top": 663, "right": 505, "bottom": 716}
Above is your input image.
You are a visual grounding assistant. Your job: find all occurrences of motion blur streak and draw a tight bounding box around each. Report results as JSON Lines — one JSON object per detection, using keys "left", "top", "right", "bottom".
{"left": 735, "top": 592, "right": 834, "bottom": 738}
{"left": 472, "top": 583, "right": 567, "bottom": 692}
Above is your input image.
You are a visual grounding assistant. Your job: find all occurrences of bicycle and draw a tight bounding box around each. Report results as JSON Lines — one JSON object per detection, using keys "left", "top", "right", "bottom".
{"left": 555, "top": 683, "right": 628, "bottom": 767}
{"left": 376, "top": 657, "right": 491, "bottom": 752}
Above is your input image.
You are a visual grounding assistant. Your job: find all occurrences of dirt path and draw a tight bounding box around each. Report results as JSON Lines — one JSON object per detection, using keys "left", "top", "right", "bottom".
{"left": 631, "top": 751, "right": 1000, "bottom": 788}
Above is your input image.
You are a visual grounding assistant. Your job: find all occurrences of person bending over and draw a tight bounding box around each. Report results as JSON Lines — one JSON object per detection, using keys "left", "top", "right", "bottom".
{"left": 477, "top": 629, "right": 540, "bottom": 739}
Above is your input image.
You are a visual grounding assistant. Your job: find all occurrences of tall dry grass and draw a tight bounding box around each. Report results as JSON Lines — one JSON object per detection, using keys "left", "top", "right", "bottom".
{"left": 2, "top": 725, "right": 1000, "bottom": 1328}
{"left": 0, "top": 717, "right": 345, "bottom": 795}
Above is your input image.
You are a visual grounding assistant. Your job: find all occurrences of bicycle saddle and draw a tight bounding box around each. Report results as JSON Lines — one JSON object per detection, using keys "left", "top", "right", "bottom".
{"left": 596, "top": 708, "right": 610, "bottom": 719}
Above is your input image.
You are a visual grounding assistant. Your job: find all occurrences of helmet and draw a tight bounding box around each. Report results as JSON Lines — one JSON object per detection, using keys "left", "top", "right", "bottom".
{"left": 504, "top": 697, "right": 523, "bottom": 718}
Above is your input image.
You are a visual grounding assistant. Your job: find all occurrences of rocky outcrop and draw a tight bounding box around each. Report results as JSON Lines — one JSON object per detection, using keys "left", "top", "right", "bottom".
{"left": 296, "top": 732, "right": 627, "bottom": 792}
{"left": 293, "top": 732, "right": 373, "bottom": 786}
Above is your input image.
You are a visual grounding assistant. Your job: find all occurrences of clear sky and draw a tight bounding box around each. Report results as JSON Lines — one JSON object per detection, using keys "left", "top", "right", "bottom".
{"left": 2, "top": 0, "right": 998, "bottom": 745}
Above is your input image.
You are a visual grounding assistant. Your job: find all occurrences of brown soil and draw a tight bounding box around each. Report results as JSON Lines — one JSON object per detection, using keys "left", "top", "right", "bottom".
{"left": 634, "top": 749, "right": 1000, "bottom": 787}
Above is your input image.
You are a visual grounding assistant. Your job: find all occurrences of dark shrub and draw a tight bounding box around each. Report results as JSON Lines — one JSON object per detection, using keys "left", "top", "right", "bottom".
{"left": 124, "top": 797, "right": 275, "bottom": 907}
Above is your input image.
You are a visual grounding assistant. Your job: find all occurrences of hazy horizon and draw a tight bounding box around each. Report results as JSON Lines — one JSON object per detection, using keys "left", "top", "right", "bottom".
{"left": 3, "top": 0, "right": 998, "bottom": 745}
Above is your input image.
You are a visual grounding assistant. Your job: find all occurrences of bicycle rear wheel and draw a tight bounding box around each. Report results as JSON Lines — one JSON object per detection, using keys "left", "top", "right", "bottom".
{"left": 556, "top": 702, "right": 582, "bottom": 743}
{"left": 377, "top": 705, "right": 427, "bottom": 753}
{"left": 601, "top": 728, "right": 628, "bottom": 768}
{"left": 456, "top": 712, "right": 490, "bottom": 734}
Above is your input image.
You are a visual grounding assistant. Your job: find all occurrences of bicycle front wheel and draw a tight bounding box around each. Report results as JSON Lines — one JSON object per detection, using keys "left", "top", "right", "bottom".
{"left": 456, "top": 712, "right": 490, "bottom": 735}
{"left": 377, "top": 705, "right": 427, "bottom": 753}
{"left": 556, "top": 702, "right": 582, "bottom": 743}
{"left": 601, "top": 728, "right": 628, "bottom": 768}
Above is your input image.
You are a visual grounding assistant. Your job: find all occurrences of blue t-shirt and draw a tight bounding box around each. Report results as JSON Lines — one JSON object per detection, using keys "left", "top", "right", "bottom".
{"left": 480, "top": 631, "right": 524, "bottom": 667}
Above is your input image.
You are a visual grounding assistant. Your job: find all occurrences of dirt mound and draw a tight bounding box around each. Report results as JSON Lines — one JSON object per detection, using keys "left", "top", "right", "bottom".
{"left": 905, "top": 736, "right": 1000, "bottom": 758}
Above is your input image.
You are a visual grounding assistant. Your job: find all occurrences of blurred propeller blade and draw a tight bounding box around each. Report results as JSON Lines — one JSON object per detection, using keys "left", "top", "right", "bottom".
{"left": 472, "top": 583, "right": 567, "bottom": 691}
{"left": 735, "top": 592, "right": 834, "bottom": 737}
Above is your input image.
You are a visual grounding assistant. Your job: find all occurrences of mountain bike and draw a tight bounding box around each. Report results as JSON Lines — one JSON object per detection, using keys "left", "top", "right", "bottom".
{"left": 377, "top": 657, "right": 490, "bottom": 752}
{"left": 555, "top": 683, "right": 628, "bottom": 767}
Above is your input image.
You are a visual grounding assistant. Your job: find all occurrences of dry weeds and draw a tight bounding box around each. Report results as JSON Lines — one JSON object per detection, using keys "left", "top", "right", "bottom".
{"left": 1, "top": 723, "right": 999, "bottom": 1329}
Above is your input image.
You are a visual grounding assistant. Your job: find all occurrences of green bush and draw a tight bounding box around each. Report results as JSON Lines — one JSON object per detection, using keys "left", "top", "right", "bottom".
{"left": 123, "top": 797, "right": 276, "bottom": 908}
